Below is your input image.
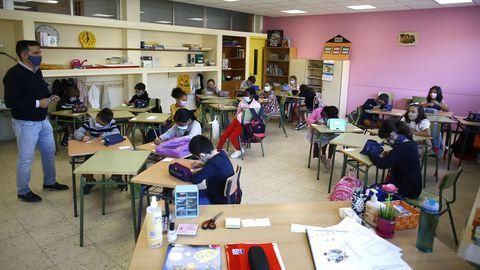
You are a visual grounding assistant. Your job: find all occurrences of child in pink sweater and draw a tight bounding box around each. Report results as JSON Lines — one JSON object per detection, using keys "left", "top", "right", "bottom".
{"left": 307, "top": 106, "right": 339, "bottom": 168}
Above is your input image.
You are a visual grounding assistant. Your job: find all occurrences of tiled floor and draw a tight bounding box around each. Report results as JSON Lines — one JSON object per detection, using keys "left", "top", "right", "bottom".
{"left": 0, "top": 120, "right": 478, "bottom": 270}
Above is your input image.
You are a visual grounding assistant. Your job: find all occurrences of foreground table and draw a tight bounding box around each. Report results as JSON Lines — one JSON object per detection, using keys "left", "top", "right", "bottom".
{"left": 128, "top": 201, "right": 471, "bottom": 270}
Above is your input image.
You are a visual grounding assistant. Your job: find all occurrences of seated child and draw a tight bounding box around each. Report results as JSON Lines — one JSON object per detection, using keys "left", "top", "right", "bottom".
{"left": 359, "top": 93, "right": 389, "bottom": 128}
{"left": 367, "top": 119, "right": 422, "bottom": 199}
{"left": 306, "top": 106, "right": 339, "bottom": 169}
{"left": 204, "top": 79, "right": 220, "bottom": 95}
{"left": 125, "top": 83, "right": 149, "bottom": 108}
{"left": 73, "top": 108, "right": 120, "bottom": 194}
{"left": 260, "top": 81, "right": 280, "bottom": 117}
{"left": 170, "top": 87, "right": 188, "bottom": 117}
{"left": 420, "top": 85, "right": 449, "bottom": 112}
{"left": 294, "top": 84, "right": 317, "bottom": 130}
{"left": 402, "top": 104, "right": 431, "bottom": 158}
{"left": 56, "top": 85, "right": 83, "bottom": 146}
{"left": 154, "top": 108, "right": 201, "bottom": 145}
{"left": 240, "top": 75, "right": 256, "bottom": 89}
{"left": 288, "top": 75, "right": 299, "bottom": 95}
{"left": 189, "top": 135, "right": 234, "bottom": 205}
{"left": 217, "top": 87, "right": 261, "bottom": 159}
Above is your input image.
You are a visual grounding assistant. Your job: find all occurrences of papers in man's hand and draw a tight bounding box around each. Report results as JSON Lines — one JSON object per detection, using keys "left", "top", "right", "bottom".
{"left": 306, "top": 217, "right": 411, "bottom": 270}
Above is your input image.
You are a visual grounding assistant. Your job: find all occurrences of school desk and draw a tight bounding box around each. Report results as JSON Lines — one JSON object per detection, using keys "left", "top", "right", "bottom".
{"left": 199, "top": 98, "right": 238, "bottom": 126}
{"left": 196, "top": 94, "right": 232, "bottom": 100}
{"left": 87, "top": 110, "right": 135, "bottom": 135}
{"left": 74, "top": 149, "right": 150, "bottom": 246}
{"left": 307, "top": 123, "right": 364, "bottom": 180}
{"left": 275, "top": 93, "right": 305, "bottom": 123}
{"left": 135, "top": 141, "right": 157, "bottom": 152}
{"left": 49, "top": 110, "right": 89, "bottom": 149}
{"left": 426, "top": 114, "right": 457, "bottom": 170}
{"left": 67, "top": 137, "right": 134, "bottom": 217}
{"left": 369, "top": 108, "right": 407, "bottom": 118}
{"left": 449, "top": 116, "right": 480, "bottom": 168}
{"left": 425, "top": 111, "right": 454, "bottom": 118}
{"left": 111, "top": 105, "right": 155, "bottom": 114}
{"left": 128, "top": 112, "right": 171, "bottom": 147}
{"left": 207, "top": 104, "right": 238, "bottom": 135}
{"left": 128, "top": 201, "right": 471, "bottom": 270}
{"left": 131, "top": 158, "right": 193, "bottom": 236}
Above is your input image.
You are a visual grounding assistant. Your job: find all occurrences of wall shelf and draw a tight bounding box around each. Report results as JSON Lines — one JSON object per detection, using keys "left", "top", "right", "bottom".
{"left": 265, "top": 74, "right": 288, "bottom": 78}
{"left": 42, "top": 66, "right": 219, "bottom": 77}
{"left": 40, "top": 46, "right": 212, "bottom": 52}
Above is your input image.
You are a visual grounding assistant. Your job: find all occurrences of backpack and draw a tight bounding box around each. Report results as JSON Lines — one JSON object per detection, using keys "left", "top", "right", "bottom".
{"left": 243, "top": 108, "right": 265, "bottom": 143}
{"left": 328, "top": 175, "right": 362, "bottom": 201}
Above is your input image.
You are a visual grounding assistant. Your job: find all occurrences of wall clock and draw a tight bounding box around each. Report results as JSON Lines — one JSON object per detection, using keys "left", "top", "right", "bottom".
{"left": 79, "top": 31, "right": 96, "bottom": 48}
{"left": 35, "top": 24, "right": 59, "bottom": 46}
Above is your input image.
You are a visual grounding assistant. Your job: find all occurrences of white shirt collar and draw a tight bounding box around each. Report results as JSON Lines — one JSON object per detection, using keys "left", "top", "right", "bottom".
{"left": 18, "top": 61, "right": 39, "bottom": 73}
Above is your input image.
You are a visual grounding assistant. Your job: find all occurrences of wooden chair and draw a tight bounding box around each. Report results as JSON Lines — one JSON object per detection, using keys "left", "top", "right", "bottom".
{"left": 405, "top": 167, "right": 464, "bottom": 245}
{"left": 411, "top": 96, "right": 425, "bottom": 104}
{"left": 224, "top": 165, "right": 242, "bottom": 204}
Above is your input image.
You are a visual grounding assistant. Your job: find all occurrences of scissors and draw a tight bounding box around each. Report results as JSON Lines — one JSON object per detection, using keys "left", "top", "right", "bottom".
{"left": 201, "top": 211, "right": 223, "bottom": 230}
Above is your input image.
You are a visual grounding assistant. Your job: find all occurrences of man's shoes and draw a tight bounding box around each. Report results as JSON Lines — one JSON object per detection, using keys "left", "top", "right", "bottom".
{"left": 83, "top": 179, "right": 96, "bottom": 195}
{"left": 18, "top": 191, "right": 42, "bottom": 202}
{"left": 43, "top": 182, "right": 69, "bottom": 191}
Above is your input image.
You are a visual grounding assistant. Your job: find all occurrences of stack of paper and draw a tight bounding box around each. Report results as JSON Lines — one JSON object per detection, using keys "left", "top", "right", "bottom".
{"left": 306, "top": 217, "right": 411, "bottom": 270}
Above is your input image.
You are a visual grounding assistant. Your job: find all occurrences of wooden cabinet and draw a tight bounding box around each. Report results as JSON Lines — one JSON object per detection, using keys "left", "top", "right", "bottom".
{"left": 221, "top": 80, "right": 242, "bottom": 98}
{"left": 222, "top": 36, "right": 246, "bottom": 96}
{"left": 263, "top": 47, "right": 296, "bottom": 88}
{"left": 289, "top": 59, "right": 323, "bottom": 93}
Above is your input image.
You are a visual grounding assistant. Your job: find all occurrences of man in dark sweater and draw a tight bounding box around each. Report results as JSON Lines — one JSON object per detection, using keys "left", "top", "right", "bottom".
{"left": 189, "top": 135, "right": 234, "bottom": 204}
{"left": 3, "top": 40, "right": 68, "bottom": 202}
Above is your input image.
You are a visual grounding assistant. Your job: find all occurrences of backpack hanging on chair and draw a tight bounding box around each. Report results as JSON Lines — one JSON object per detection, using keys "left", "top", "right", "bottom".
{"left": 243, "top": 108, "right": 266, "bottom": 143}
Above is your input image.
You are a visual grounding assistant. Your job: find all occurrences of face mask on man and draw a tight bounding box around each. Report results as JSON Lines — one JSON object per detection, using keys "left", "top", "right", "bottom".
{"left": 264, "top": 86, "right": 272, "bottom": 92}
{"left": 179, "top": 100, "right": 187, "bottom": 107}
{"left": 243, "top": 96, "right": 252, "bottom": 103}
{"left": 28, "top": 55, "right": 42, "bottom": 67}
{"left": 430, "top": 93, "right": 437, "bottom": 99}
{"left": 408, "top": 112, "right": 418, "bottom": 120}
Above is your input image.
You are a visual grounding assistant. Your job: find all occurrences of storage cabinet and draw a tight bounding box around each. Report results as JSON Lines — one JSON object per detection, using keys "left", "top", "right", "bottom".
{"left": 289, "top": 59, "right": 323, "bottom": 93}
{"left": 263, "top": 47, "right": 297, "bottom": 88}
{"left": 222, "top": 35, "right": 246, "bottom": 96}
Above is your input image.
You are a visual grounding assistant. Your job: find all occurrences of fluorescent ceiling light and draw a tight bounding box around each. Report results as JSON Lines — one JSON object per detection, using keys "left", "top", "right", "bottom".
{"left": 14, "top": 5, "right": 32, "bottom": 9}
{"left": 140, "top": 11, "right": 145, "bottom": 14}
{"left": 155, "top": 21, "right": 171, "bottom": 24}
{"left": 91, "top": 13, "right": 114, "bottom": 17}
{"left": 47, "top": 0, "right": 58, "bottom": 3}
{"left": 187, "top": 17, "right": 203, "bottom": 21}
{"left": 224, "top": 0, "right": 240, "bottom": 2}
{"left": 281, "top": 10, "right": 307, "bottom": 14}
{"left": 434, "top": 0, "right": 472, "bottom": 4}
{"left": 347, "top": 5, "right": 377, "bottom": 10}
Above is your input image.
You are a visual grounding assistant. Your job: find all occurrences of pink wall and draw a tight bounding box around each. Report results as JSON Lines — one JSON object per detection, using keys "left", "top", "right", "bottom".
{"left": 264, "top": 7, "right": 480, "bottom": 117}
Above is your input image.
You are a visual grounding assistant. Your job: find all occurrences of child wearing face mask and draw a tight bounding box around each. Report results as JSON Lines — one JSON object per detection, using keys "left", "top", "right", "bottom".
{"left": 189, "top": 135, "right": 234, "bottom": 205}
{"left": 402, "top": 104, "right": 431, "bottom": 157}
{"left": 367, "top": 119, "right": 422, "bottom": 199}
{"left": 56, "top": 85, "right": 83, "bottom": 146}
{"left": 170, "top": 87, "right": 188, "bottom": 117}
{"left": 204, "top": 79, "right": 220, "bottom": 96}
{"left": 421, "top": 86, "right": 449, "bottom": 112}
{"left": 261, "top": 81, "right": 280, "bottom": 117}
{"left": 240, "top": 75, "right": 256, "bottom": 89}
{"left": 153, "top": 108, "right": 201, "bottom": 145}
{"left": 217, "top": 87, "right": 261, "bottom": 159}
{"left": 73, "top": 108, "right": 121, "bottom": 194}
{"left": 125, "top": 83, "right": 149, "bottom": 108}
{"left": 359, "top": 93, "right": 389, "bottom": 128}
{"left": 288, "top": 75, "right": 299, "bottom": 95}
{"left": 307, "top": 106, "right": 339, "bottom": 168}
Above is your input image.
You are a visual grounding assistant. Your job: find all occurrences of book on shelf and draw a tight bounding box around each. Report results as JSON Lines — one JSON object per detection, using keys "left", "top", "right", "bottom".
{"left": 163, "top": 243, "right": 221, "bottom": 270}
{"left": 225, "top": 242, "right": 285, "bottom": 270}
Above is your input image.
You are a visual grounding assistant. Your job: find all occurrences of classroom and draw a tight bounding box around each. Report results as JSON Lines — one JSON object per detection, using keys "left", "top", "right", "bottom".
{"left": 0, "top": 0, "right": 479, "bottom": 269}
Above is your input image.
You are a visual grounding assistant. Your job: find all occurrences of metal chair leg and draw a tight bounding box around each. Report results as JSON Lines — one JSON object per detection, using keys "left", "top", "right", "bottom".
{"left": 447, "top": 205, "right": 458, "bottom": 245}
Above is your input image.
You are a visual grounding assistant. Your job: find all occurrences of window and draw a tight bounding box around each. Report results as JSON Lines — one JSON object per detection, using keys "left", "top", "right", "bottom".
{"left": 173, "top": 2, "right": 204, "bottom": 28}
{"left": 140, "top": 0, "right": 172, "bottom": 25}
{"left": 73, "top": 0, "right": 119, "bottom": 20}
{"left": 13, "top": 0, "right": 71, "bottom": 15}
{"left": 232, "top": 12, "right": 251, "bottom": 32}
{"left": 206, "top": 7, "right": 231, "bottom": 30}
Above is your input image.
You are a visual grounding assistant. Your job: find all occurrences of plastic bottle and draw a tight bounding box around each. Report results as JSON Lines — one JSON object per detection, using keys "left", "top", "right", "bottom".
{"left": 364, "top": 189, "right": 384, "bottom": 226}
{"left": 168, "top": 221, "right": 177, "bottom": 243}
{"left": 146, "top": 196, "right": 163, "bottom": 248}
{"left": 416, "top": 198, "right": 439, "bottom": 252}
{"left": 463, "top": 227, "right": 480, "bottom": 267}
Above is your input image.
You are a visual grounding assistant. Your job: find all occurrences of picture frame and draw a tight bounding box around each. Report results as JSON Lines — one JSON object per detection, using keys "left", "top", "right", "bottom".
{"left": 398, "top": 32, "right": 418, "bottom": 46}
{"left": 267, "top": 30, "right": 284, "bottom": 47}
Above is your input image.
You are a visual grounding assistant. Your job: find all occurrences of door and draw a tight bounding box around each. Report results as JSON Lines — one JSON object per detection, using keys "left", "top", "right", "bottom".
{"left": 249, "top": 37, "right": 266, "bottom": 87}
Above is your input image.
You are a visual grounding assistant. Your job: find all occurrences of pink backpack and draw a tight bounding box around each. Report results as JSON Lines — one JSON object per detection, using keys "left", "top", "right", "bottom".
{"left": 328, "top": 175, "right": 362, "bottom": 201}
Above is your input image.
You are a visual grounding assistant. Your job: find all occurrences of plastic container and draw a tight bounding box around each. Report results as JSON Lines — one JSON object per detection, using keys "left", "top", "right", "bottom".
{"left": 416, "top": 198, "right": 439, "bottom": 252}
{"left": 364, "top": 189, "right": 384, "bottom": 226}
{"left": 168, "top": 221, "right": 177, "bottom": 243}
{"left": 146, "top": 196, "right": 163, "bottom": 248}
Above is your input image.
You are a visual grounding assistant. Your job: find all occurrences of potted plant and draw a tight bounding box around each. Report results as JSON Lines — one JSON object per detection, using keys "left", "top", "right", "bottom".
{"left": 376, "top": 184, "right": 398, "bottom": 239}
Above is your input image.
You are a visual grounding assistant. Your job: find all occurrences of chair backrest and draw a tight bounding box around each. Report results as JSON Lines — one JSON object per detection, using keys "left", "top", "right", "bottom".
{"left": 224, "top": 165, "right": 242, "bottom": 204}
{"left": 438, "top": 167, "right": 463, "bottom": 212}
{"left": 149, "top": 98, "right": 162, "bottom": 113}
{"left": 241, "top": 107, "right": 263, "bottom": 124}
{"left": 411, "top": 96, "right": 424, "bottom": 104}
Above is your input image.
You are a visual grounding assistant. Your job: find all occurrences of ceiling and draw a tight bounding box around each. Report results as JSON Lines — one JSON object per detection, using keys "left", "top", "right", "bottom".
{"left": 171, "top": 0, "right": 480, "bottom": 17}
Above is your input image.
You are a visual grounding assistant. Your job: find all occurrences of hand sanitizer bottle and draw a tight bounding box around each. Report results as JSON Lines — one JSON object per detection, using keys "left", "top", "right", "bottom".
{"left": 364, "top": 189, "right": 384, "bottom": 226}
{"left": 146, "top": 196, "right": 163, "bottom": 248}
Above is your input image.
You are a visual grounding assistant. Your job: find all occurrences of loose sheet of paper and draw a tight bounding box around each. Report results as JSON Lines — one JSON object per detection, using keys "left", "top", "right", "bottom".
{"left": 118, "top": 146, "right": 131, "bottom": 150}
{"left": 161, "top": 157, "right": 173, "bottom": 162}
{"left": 241, "top": 218, "right": 271, "bottom": 227}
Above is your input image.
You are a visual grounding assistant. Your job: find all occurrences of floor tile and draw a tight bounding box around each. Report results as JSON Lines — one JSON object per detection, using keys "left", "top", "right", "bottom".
{"left": 0, "top": 248, "right": 54, "bottom": 270}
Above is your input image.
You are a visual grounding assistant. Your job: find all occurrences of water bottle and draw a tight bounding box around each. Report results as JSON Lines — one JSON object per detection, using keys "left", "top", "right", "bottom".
{"left": 416, "top": 198, "right": 439, "bottom": 252}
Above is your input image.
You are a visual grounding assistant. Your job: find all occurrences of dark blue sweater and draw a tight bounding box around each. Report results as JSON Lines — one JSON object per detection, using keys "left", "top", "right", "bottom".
{"left": 360, "top": 98, "right": 385, "bottom": 122}
{"left": 369, "top": 140, "right": 422, "bottom": 199}
{"left": 191, "top": 151, "right": 234, "bottom": 204}
{"left": 3, "top": 64, "right": 50, "bottom": 121}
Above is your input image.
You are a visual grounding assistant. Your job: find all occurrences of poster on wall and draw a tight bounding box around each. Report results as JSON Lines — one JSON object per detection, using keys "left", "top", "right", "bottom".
{"left": 322, "top": 60, "right": 334, "bottom": 81}
{"left": 177, "top": 74, "right": 191, "bottom": 93}
{"left": 398, "top": 32, "right": 418, "bottom": 46}
{"left": 267, "top": 30, "right": 284, "bottom": 47}
{"left": 322, "top": 35, "right": 351, "bottom": 61}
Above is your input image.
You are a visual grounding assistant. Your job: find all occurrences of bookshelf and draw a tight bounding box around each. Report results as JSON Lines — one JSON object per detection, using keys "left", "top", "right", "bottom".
{"left": 263, "top": 47, "right": 297, "bottom": 88}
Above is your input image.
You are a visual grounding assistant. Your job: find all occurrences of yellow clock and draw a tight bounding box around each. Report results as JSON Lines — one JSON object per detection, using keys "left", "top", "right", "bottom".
{"left": 79, "top": 31, "right": 96, "bottom": 48}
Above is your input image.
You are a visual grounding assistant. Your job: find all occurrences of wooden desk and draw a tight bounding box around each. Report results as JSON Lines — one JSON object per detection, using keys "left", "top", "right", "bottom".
{"left": 49, "top": 110, "right": 89, "bottom": 148}
{"left": 426, "top": 111, "right": 454, "bottom": 118}
{"left": 128, "top": 113, "right": 171, "bottom": 147}
{"left": 88, "top": 110, "right": 135, "bottom": 120}
{"left": 207, "top": 104, "right": 238, "bottom": 132}
{"left": 370, "top": 108, "right": 407, "bottom": 118}
{"left": 200, "top": 98, "right": 237, "bottom": 126}
{"left": 74, "top": 150, "right": 150, "bottom": 246}
{"left": 112, "top": 105, "right": 155, "bottom": 114}
{"left": 196, "top": 94, "right": 231, "bottom": 100}
{"left": 50, "top": 109, "right": 88, "bottom": 118}
{"left": 135, "top": 141, "right": 157, "bottom": 153}
{"left": 129, "top": 201, "right": 471, "bottom": 270}
{"left": 67, "top": 138, "right": 134, "bottom": 217}
{"left": 307, "top": 123, "right": 364, "bottom": 180}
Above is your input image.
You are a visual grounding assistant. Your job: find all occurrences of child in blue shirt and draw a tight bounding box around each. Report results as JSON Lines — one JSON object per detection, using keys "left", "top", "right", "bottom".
{"left": 359, "top": 93, "right": 389, "bottom": 128}
{"left": 189, "top": 135, "right": 234, "bottom": 204}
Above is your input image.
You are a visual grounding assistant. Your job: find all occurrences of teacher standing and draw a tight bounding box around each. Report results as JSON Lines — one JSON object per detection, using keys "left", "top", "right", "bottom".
{"left": 3, "top": 40, "right": 68, "bottom": 202}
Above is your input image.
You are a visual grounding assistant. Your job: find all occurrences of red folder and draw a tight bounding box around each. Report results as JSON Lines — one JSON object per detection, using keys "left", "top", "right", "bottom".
{"left": 225, "top": 243, "right": 285, "bottom": 270}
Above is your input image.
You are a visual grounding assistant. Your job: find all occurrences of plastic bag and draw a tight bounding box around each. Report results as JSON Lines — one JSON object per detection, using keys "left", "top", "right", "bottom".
{"left": 211, "top": 116, "right": 220, "bottom": 139}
